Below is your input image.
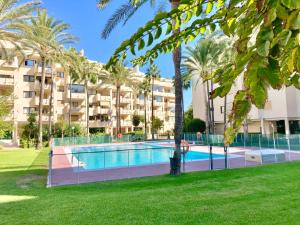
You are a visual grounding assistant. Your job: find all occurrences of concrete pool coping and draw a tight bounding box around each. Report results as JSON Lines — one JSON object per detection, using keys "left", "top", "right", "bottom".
{"left": 48, "top": 143, "right": 300, "bottom": 187}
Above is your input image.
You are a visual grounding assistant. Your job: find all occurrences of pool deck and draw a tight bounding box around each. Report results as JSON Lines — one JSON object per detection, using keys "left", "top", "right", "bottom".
{"left": 48, "top": 144, "right": 300, "bottom": 187}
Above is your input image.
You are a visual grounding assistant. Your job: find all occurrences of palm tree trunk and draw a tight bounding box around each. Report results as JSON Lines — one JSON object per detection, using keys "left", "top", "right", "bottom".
{"left": 69, "top": 81, "right": 72, "bottom": 127}
{"left": 144, "top": 93, "right": 147, "bottom": 140}
{"left": 37, "top": 58, "right": 46, "bottom": 149}
{"left": 116, "top": 85, "right": 121, "bottom": 134}
{"left": 210, "top": 80, "right": 215, "bottom": 134}
{"left": 48, "top": 69, "right": 54, "bottom": 142}
{"left": 171, "top": 0, "right": 183, "bottom": 175}
{"left": 206, "top": 81, "right": 212, "bottom": 135}
{"left": 85, "top": 81, "right": 90, "bottom": 137}
{"left": 151, "top": 76, "right": 154, "bottom": 140}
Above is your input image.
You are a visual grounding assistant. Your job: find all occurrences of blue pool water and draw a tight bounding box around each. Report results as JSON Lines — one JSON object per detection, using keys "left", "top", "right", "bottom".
{"left": 71, "top": 143, "right": 224, "bottom": 170}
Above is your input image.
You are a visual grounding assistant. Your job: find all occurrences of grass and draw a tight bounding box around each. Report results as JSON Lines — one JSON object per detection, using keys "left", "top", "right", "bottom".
{"left": 1, "top": 149, "right": 300, "bottom": 225}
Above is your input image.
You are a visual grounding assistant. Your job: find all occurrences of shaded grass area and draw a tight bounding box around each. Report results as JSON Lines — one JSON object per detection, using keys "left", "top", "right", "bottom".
{"left": 1, "top": 149, "right": 300, "bottom": 225}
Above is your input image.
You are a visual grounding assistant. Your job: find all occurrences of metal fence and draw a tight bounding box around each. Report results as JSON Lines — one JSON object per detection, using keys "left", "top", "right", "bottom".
{"left": 183, "top": 133, "right": 300, "bottom": 151}
{"left": 48, "top": 133, "right": 300, "bottom": 187}
{"left": 53, "top": 134, "right": 144, "bottom": 147}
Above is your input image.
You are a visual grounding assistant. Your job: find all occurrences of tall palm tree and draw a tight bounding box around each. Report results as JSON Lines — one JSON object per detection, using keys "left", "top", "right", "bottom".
{"left": 72, "top": 54, "right": 102, "bottom": 137}
{"left": 103, "top": 62, "right": 132, "bottom": 135}
{"left": 145, "top": 62, "right": 160, "bottom": 140}
{"left": 98, "top": 0, "right": 183, "bottom": 174}
{"left": 183, "top": 34, "right": 234, "bottom": 135}
{"left": 0, "top": 0, "right": 39, "bottom": 57}
{"left": 17, "top": 9, "right": 76, "bottom": 149}
{"left": 183, "top": 37, "right": 226, "bottom": 135}
{"left": 138, "top": 77, "right": 151, "bottom": 140}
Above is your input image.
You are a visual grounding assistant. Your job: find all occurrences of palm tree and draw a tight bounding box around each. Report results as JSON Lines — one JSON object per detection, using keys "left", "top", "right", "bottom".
{"left": 98, "top": 0, "right": 183, "bottom": 174}
{"left": 104, "top": 62, "right": 132, "bottom": 135}
{"left": 17, "top": 9, "right": 76, "bottom": 149}
{"left": 183, "top": 34, "right": 234, "bottom": 136}
{"left": 0, "top": 0, "right": 39, "bottom": 57}
{"left": 145, "top": 62, "right": 160, "bottom": 140}
{"left": 72, "top": 54, "right": 101, "bottom": 137}
{"left": 183, "top": 37, "right": 226, "bottom": 135}
{"left": 138, "top": 77, "right": 151, "bottom": 140}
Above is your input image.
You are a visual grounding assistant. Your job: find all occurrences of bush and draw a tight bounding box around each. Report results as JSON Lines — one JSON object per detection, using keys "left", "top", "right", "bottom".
{"left": 185, "top": 119, "right": 206, "bottom": 133}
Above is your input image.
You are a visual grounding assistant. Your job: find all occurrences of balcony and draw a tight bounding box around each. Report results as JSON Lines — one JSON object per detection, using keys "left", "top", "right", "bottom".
{"left": 34, "top": 97, "right": 49, "bottom": 106}
{"left": 89, "top": 120, "right": 112, "bottom": 127}
{"left": 0, "top": 77, "right": 14, "bottom": 86}
{"left": 65, "top": 91, "right": 85, "bottom": 100}
{"left": 113, "top": 97, "right": 131, "bottom": 104}
{"left": 34, "top": 81, "right": 51, "bottom": 92}
{"left": 0, "top": 58, "right": 18, "bottom": 69}
{"left": 120, "top": 109, "right": 131, "bottom": 115}
{"left": 94, "top": 107, "right": 111, "bottom": 115}
{"left": 113, "top": 120, "right": 132, "bottom": 126}
{"left": 70, "top": 107, "right": 85, "bottom": 114}
{"left": 154, "top": 101, "right": 163, "bottom": 107}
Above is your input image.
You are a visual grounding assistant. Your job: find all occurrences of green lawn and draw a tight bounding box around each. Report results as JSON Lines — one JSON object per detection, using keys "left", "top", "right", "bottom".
{"left": 1, "top": 149, "right": 300, "bottom": 225}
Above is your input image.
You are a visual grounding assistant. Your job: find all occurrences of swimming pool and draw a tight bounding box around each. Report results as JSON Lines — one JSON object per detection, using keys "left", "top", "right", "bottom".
{"left": 70, "top": 143, "right": 224, "bottom": 170}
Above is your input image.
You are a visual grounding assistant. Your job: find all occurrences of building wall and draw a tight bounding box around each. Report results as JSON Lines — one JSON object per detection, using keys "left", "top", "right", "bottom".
{"left": 0, "top": 55, "right": 175, "bottom": 140}
{"left": 192, "top": 74, "right": 300, "bottom": 135}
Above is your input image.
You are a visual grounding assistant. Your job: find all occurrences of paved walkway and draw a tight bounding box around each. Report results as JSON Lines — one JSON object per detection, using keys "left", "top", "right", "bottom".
{"left": 48, "top": 144, "right": 300, "bottom": 187}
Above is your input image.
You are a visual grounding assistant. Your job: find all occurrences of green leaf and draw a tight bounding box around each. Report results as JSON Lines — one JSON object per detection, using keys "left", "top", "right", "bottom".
{"left": 287, "top": 11, "right": 300, "bottom": 30}
{"left": 166, "top": 21, "right": 172, "bottom": 35}
{"left": 195, "top": 5, "right": 202, "bottom": 17}
{"left": 138, "top": 38, "right": 145, "bottom": 50}
{"left": 174, "top": 16, "right": 181, "bottom": 30}
{"left": 200, "top": 26, "right": 206, "bottom": 34}
{"left": 217, "top": 0, "right": 225, "bottom": 8}
{"left": 257, "top": 40, "right": 270, "bottom": 57}
{"left": 147, "top": 32, "right": 153, "bottom": 46}
{"left": 130, "top": 44, "right": 136, "bottom": 56}
{"left": 264, "top": 8, "right": 277, "bottom": 26}
{"left": 184, "top": 11, "right": 192, "bottom": 24}
{"left": 290, "top": 74, "right": 300, "bottom": 89}
{"left": 154, "top": 26, "right": 162, "bottom": 39}
{"left": 206, "top": 2, "right": 213, "bottom": 14}
{"left": 210, "top": 23, "right": 216, "bottom": 32}
{"left": 281, "top": 0, "right": 300, "bottom": 9}
{"left": 294, "top": 47, "right": 300, "bottom": 72}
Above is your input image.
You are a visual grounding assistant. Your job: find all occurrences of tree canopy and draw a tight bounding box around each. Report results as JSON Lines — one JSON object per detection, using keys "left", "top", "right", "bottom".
{"left": 105, "top": 0, "right": 300, "bottom": 144}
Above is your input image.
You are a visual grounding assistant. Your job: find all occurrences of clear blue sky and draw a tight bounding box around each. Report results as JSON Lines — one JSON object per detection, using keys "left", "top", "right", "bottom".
{"left": 39, "top": 0, "right": 193, "bottom": 110}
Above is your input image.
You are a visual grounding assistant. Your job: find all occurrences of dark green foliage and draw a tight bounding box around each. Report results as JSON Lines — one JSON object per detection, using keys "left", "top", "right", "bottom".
{"left": 21, "top": 113, "right": 38, "bottom": 148}
{"left": 132, "top": 114, "right": 141, "bottom": 127}
{"left": 186, "top": 119, "right": 206, "bottom": 133}
{"left": 152, "top": 117, "right": 164, "bottom": 133}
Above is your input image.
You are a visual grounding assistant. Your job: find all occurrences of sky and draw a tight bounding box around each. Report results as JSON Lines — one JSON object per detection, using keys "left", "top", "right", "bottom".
{"left": 38, "top": 0, "right": 193, "bottom": 110}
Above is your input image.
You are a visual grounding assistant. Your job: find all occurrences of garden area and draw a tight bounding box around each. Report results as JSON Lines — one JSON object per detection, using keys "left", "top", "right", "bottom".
{"left": 1, "top": 148, "right": 300, "bottom": 225}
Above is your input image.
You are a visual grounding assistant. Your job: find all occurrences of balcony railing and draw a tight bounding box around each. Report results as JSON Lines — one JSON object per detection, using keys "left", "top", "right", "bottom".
{"left": 0, "top": 77, "right": 14, "bottom": 85}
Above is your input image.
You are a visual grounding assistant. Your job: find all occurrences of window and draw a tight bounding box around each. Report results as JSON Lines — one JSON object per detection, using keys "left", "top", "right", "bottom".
{"left": 23, "top": 91, "right": 35, "bottom": 98}
{"left": 23, "top": 75, "right": 35, "bottom": 82}
{"left": 58, "top": 86, "right": 64, "bottom": 92}
{"left": 220, "top": 106, "right": 224, "bottom": 114}
{"left": 23, "top": 107, "right": 35, "bottom": 114}
{"left": 72, "top": 102, "right": 79, "bottom": 108}
{"left": 69, "top": 84, "right": 85, "bottom": 93}
{"left": 155, "top": 96, "right": 163, "bottom": 102}
{"left": 57, "top": 72, "right": 64, "bottom": 78}
{"left": 24, "top": 60, "right": 35, "bottom": 67}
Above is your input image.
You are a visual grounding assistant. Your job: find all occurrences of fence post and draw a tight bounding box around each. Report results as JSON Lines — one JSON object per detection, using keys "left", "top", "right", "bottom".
{"left": 48, "top": 150, "right": 53, "bottom": 188}
{"left": 259, "top": 134, "right": 261, "bottom": 150}
{"left": 209, "top": 144, "right": 213, "bottom": 170}
{"left": 287, "top": 136, "right": 291, "bottom": 161}
{"left": 77, "top": 152, "right": 80, "bottom": 184}
{"left": 224, "top": 145, "right": 228, "bottom": 169}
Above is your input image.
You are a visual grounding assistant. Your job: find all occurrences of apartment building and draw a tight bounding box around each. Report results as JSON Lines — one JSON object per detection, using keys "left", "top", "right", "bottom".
{"left": 0, "top": 53, "right": 175, "bottom": 142}
{"left": 192, "top": 75, "right": 300, "bottom": 135}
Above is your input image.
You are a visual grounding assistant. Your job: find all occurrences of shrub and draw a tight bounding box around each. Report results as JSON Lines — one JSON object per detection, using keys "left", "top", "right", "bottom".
{"left": 185, "top": 119, "right": 206, "bottom": 133}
